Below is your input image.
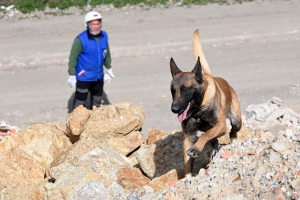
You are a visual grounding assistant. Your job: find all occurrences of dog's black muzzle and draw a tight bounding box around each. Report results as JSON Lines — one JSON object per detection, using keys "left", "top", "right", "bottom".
{"left": 171, "top": 102, "right": 180, "bottom": 114}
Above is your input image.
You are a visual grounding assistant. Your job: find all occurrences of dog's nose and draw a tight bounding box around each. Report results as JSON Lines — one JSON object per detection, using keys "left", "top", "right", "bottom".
{"left": 171, "top": 102, "right": 180, "bottom": 113}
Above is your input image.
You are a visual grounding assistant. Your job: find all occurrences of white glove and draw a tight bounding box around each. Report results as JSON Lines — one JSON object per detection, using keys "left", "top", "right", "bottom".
{"left": 106, "top": 68, "right": 115, "bottom": 78}
{"left": 67, "top": 75, "right": 76, "bottom": 88}
{"left": 104, "top": 68, "right": 115, "bottom": 83}
{"left": 104, "top": 73, "right": 112, "bottom": 83}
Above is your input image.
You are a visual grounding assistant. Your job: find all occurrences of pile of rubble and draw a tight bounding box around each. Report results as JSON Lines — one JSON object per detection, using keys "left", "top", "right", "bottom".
{"left": 0, "top": 99, "right": 299, "bottom": 200}
{"left": 244, "top": 97, "right": 299, "bottom": 132}
{"left": 132, "top": 98, "right": 300, "bottom": 199}
{"left": 135, "top": 127, "right": 300, "bottom": 199}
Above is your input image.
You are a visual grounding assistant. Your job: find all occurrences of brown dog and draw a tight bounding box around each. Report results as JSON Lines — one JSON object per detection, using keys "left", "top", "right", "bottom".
{"left": 170, "top": 29, "right": 242, "bottom": 176}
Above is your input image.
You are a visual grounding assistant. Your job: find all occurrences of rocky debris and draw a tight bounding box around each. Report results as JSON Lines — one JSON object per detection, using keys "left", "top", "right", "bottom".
{"left": 0, "top": 100, "right": 299, "bottom": 199}
{"left": 1, "top": 183, "right": 46, "bottom": 200}
{"left": 0, "top": 121, "right": 19, "bottom": 141}
{"left": 0, "top": 148, "right": 46, "bottom": 187}
{"left": 47, "top": 138, "right": 140, "bottom": 199}
{"left": 0, "top": 122, "right": 72, "bottom": 188}
{"left": 66, "top": 102, "right": 146, "bottom": 156}
{"left": 80, "top": 102, "right": 145, "bottom": 137}
{"left": 117, "top": 166, "right": 151, "bottom": 194}
{"left": 134, "top": 126, "right": 300, "bottom": 199}
{"left": 147, "top": 128, "right": 169, "bottom": 144}
{"left": 66, "top": 106, "right": 91, "bottom": 137}
{"left": 132, "top": 99, "right": 300, "bottom": 199}
{"left": 0, "top": 102, "right": 149, "bottom": 199}
{"left": 0, "top": 122, "right": 72, "bottom": 167}
{"left": 136, "top": 129, "right": 215, "bottom": 180}
{"left": 245, "top": 97, "right": 300, "bottom": 132}
{"left": 218, "top": 97, "right": 300, "bottom": 145}
{"left": 149, "top": 169, "right": 184, "bottom": 193}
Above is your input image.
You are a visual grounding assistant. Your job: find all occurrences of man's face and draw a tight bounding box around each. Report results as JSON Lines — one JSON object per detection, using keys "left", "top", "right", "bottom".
{"left": 88, "top": 19, "right": 101, "bottom": 34}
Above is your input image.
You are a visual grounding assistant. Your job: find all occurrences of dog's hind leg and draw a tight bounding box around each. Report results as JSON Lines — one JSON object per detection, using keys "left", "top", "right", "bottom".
{"left": 228, "top": 92, "right": 242, "bottom": 139}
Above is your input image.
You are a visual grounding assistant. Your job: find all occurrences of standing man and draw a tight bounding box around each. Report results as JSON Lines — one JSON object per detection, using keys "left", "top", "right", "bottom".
{"left": 67, "top": 11, "right": 115, "bottom": 109}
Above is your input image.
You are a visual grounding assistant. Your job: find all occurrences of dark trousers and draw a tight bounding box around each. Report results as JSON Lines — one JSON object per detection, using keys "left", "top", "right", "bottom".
{"left": 73, "top": 79, "right": 104, "bottom": 110}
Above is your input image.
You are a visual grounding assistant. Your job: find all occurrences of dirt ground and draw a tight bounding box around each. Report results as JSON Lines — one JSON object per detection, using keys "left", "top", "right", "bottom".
{"left": 0, "top": 0, "right": 299, "bottom": 136}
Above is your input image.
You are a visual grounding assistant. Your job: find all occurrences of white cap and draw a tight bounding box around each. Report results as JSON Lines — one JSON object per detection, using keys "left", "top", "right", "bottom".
{"left": 84, "top": 11, "right": 102, "bottom": 27}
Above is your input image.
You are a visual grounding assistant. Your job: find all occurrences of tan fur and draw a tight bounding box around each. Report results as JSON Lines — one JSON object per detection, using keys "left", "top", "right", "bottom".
{"left": 192, "top": 29, "right": 211, "bottom": 76}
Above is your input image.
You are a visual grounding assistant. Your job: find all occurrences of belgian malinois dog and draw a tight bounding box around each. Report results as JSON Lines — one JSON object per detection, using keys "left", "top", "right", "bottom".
{"left": 170, "top": 29, "right": 242, "bottom": 176}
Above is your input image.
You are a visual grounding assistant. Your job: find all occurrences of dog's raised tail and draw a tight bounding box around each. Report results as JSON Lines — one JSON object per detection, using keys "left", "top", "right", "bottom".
{"left": 192, "top": 29, "right": 211, "bottom": 76}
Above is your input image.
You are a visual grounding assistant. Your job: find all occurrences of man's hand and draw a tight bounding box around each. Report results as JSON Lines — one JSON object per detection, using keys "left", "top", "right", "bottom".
{"left": 67, "top": 75, "right": 76, "bottom": 88}
{"left": 107, "top": 68, "right": 115, "bottom": 78}
{"left": 104, "top": 73, "right": 111, "bottom": 83}
{"left": 104, "top": 68, "right": 115, "bottom": 83}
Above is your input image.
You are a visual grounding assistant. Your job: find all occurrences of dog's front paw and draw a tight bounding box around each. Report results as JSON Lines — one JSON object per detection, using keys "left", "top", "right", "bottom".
{"left": 187, "top": 147, "right": 202, "bottom": 158}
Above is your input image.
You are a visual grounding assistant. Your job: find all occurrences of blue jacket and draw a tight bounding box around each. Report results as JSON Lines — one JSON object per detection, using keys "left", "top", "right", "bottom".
{"left": 76, "top": 30, "right": 108, "bottom": 82}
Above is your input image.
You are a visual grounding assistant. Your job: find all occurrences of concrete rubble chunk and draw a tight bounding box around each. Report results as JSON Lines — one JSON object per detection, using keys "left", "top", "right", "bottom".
{"left": 116, "top": 166, "right": 151, "bottom": 193}
{"left": 114, "top": 101, "right": 146, "bottom": 130}
{"left": 1, "top": 183, "right": 46, "bottom": 200}
{"left": 66, "top": 105, "right": 91, "bottom": 136}
{"left": 71, "top": 102, "right": 147, "bottom": 156}
{"left": 149, "top": 169, "right": 184, "bottom": 193}
{"left": 48, "top": 138, "right": 133, "bottom": 199}
{"left": 0, "top": 122, "right": 72, "bottom": 170}
{"left": 245, "top": 98, "right": 300, "bottom": 131}
{"left": 80, "top": 102, "right": 146, "bottom": 139}
{"left": 147, "top": 129, "right": 169, "bottom": 144}
{"left": 105, "top": 130, "right": 145, "bottom": 156}
{"left": 49, "top": 138, "right": 131, "bottom": 180}
{"left": 0, "top": 148, "right": 45, "bottom": 187}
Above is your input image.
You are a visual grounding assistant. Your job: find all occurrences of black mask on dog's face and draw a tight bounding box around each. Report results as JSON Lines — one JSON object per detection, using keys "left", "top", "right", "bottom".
{"left": 170, "top": 57, "right": 205, "bottom": 122}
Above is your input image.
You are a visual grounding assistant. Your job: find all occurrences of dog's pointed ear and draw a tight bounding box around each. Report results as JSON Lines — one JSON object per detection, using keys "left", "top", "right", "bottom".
{"left": 191, "top": 56, "right": 203, "bottom": 84}
{"left": 170, "top": 57, "right": 182, "bottom": 78}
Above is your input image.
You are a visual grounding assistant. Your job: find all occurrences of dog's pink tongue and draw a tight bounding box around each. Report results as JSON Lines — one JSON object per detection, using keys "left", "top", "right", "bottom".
{"left": 178, "top": 109, "right": 188, "bottom": 122}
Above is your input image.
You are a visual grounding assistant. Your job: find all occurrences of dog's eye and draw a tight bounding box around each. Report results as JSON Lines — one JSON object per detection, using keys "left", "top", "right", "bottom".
{"left": 181, "top": 86, "right": 188, "bottom": 92}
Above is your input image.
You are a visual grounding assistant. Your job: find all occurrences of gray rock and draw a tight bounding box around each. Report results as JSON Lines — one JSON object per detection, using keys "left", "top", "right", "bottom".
{"left": 269, "top": 152, "right": 277, "bottom": 163}
{"left": 271, "top": 142, "right": 286, "bottom": 153}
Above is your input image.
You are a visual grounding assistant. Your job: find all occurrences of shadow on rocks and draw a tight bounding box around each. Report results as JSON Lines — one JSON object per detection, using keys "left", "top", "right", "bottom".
{"left": 67, "top": 90, "right": 111, "bottom": 113}
{"left": 151, "top": 132, "right": 216, "bottom": 180}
